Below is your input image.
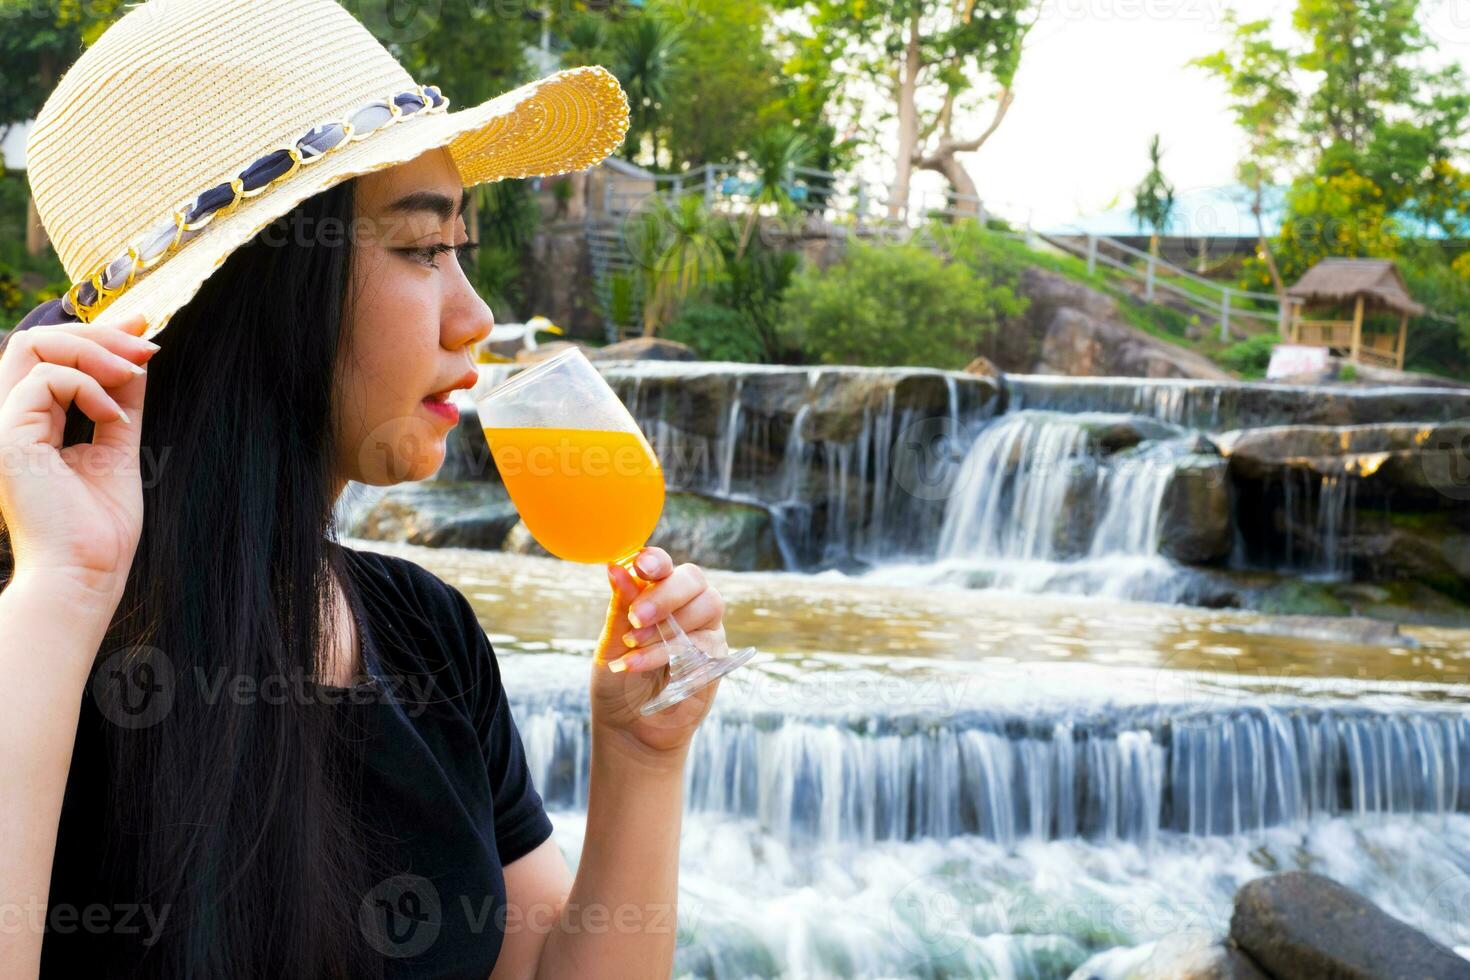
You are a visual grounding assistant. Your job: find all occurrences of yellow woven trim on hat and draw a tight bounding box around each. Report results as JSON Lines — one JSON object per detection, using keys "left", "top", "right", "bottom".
{"left": 451, "top": 65, "right": 631, "bottom": 184}
{"left": 62, "top": 83, "right": 450, "bottom": 324}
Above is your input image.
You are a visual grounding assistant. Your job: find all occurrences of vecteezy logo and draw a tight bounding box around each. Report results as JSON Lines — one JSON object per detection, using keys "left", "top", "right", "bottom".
{"left": 349, "top": 0, "right": 444, "bottom": 45}
{"left": 1421, "top": 419, "right": 1470, "bottom": 502}
{"left": 92, "top": 645, "right": 174, "bottom": 730}
{"left": 892, "top": 415, "right": 969, "bottom": 502}
{"left": 890, "top": 870, "right": 983, "bottom": 961}
{"left": 359, "top": 874, "right": 442, "bottom": 958}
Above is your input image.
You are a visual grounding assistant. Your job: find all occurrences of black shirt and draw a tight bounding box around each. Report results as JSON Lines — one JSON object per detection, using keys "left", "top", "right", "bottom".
{"left": 40, "top": 543, "right": 555, "bottom": 978}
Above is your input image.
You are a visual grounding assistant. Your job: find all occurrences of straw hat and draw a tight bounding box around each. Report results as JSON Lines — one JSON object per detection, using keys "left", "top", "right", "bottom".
{"left": 18, "top": 0, "right": 630, "bottom": 344}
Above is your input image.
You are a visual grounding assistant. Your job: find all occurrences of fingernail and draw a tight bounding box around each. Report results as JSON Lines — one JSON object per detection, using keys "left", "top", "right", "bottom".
{"left": 609, "top": 654, "right": 639, "bottom": 673}
{"left": 635, "top": 553, "right": 657, "bottom": 576}
{"left": 139, "top": 339, "right": 161, "bottom": 352}
{"left": 622, "top": 630, "right": 640, "bottom": 648}
{"left": 127, "top": 362, "right": 146, "bottom": 376}
{"left": 116, "top": 406, "right": 131, "bottom": 425}
{"left": 629, "top": 602, "right": 654, "bottom": 628}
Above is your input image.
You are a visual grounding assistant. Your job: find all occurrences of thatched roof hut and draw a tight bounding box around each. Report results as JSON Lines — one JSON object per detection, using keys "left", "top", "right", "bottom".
{"left": 1282, "top": 258, "right": 1423, "bottom": 370}
{"left": 1286, "top": 258, "right": 1424, "bottom": 316}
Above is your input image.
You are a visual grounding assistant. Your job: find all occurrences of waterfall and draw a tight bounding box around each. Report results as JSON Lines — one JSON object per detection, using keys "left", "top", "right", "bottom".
{"left": 926, "top": 412, "right": 1194, "bottom": 598}
{"left": 516, "top": 694, "right": 1470, "bottom": 848}
{"left": 936, "top": 413, "right": 1095, "bottom": 563}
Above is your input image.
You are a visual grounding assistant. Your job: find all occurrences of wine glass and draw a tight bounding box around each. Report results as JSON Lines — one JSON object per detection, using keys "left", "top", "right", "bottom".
{"left": 474, "top": 346, "right": 757, "bottom": 715}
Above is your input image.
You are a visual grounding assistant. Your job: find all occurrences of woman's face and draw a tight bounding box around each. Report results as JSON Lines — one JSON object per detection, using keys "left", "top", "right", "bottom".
{"left": 334, "top": 147, "right": 494, "bottom": 487}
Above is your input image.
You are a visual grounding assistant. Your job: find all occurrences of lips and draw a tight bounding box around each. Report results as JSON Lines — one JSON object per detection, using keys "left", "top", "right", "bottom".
{"left": 425, "top": 367, "right": 480, "bottom": 402}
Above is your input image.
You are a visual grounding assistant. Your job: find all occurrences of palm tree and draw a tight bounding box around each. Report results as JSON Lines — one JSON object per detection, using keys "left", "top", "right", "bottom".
{"left": 611, "top": 13, "right": 684, "bottom": 167}
{"left": 736, "top": 126, "right": 815, "bottom": 259}
{"left": 626, "top": 193, "right": 725, "bottom": 335}
{"left": 1132, "top": 134, "right": 1176, "bottom": 257}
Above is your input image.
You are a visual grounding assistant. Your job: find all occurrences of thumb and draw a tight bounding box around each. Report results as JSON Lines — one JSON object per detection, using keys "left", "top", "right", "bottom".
{"left": 600, "top": 562, "right": 646, "bottom": 656}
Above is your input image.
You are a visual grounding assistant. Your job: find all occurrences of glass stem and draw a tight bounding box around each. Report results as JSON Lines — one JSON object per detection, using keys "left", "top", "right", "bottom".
{"left": 614, "top": 554, "right": 707, "bottom": 678}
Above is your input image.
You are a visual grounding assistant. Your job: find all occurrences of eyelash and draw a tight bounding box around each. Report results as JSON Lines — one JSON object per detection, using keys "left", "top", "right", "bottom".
{"left": 403, "top": 240, "right": 480, "bottom": 269}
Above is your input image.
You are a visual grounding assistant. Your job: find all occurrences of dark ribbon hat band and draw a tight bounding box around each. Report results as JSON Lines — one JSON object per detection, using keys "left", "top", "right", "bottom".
{"left": 16, "top": 296, "right": 79, "bottom": 331}
{"left": 12, "top": 81, "right": 447, "bottom": 335}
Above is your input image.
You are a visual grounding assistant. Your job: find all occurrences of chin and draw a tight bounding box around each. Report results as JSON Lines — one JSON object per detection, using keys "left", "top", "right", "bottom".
{"left": 353, "top": 416, "right": 448, "bottom": 485}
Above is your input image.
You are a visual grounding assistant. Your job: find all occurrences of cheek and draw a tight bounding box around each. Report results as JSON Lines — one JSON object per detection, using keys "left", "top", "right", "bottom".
{"left": 338, "top": 254, "right": 447, "bottom": 484}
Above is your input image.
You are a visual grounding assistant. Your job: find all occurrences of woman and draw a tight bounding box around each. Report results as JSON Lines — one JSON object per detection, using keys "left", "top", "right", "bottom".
{"left": 0, "top": 2, "right": 727, "bottom": 977}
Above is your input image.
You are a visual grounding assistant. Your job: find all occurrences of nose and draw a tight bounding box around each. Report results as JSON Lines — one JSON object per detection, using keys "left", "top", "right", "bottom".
{"left": 445, "top": 276, "right": 495, "bottom": 353}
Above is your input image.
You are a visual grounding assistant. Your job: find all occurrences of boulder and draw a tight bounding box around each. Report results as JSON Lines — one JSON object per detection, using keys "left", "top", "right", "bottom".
{"left": 1230, "top": 871, "right": 1470, "bottom": 980}
{"left": 1159, "top": 455, "right": 1233, "bottom": 564}
{"left": 351, "top": 481, "right": 521, "bottom": 550}
{"left": 587, "top": 336, "right": 700, "bottom": 361}
{"left": 1216, "top": 421, "right": 1470, "bottom": 507}
{"left": 964, "top": 355, "right": 1003, "bottom": 379}
{"left": 993, "top": 266, "right": 1234, "bottom": 380}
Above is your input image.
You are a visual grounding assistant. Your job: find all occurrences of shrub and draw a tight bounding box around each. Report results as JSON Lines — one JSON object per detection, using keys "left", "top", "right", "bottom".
{"left": 776, "top": 239, "right": 1026, "bottom": 369}
{"left": 662, "top": 302, "right": 767, "bottom": 362}
{"left": 1216, "top": 333, "right": 1279, "bottom": 377}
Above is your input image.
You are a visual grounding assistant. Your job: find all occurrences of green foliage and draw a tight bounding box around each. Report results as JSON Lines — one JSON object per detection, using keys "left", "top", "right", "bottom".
{"left": 1216, "top": 333, "right": 1280, "bottom": 378}
{"left": 1338, "top": 363, "right": 1357, "bottom": 381}
{"left": 776, "top": 238, "right": 1025, "bottom": 369}
{"left": 625, "top": 193, "right": 725, "bottom": 332}
{"left": 610, "top": 11, "right": 685, "bottom": 166}
{"left": 645, "top": 0, "right": 793, "bottom": 168}
{"left": 1131, "top": 134, "right": 1176, "bottom": 251}
{"left": 662, "top": 302, "right": 767, "bottom": 362}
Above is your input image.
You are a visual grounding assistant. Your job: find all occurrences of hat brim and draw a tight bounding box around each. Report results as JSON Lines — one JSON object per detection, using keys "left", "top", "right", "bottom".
{"left": 86, "top": 64, "right": 629, "bottom": 343}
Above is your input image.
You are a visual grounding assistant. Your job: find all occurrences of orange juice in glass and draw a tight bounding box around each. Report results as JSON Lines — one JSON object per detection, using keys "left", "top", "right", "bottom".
{"left": 475, "top": 348, "right": 757, "bottom": 714}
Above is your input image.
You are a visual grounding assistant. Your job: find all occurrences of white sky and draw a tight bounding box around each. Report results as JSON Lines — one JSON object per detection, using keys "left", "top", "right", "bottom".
{"left": 889, "top": 0, "right": 1470, "bottom": 227}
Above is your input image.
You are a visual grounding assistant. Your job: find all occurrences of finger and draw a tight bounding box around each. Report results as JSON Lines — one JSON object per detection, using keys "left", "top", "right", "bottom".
{"left": 626, "top": 562, "right": 707, "bottom": 630}
{"left": 608, "top": 627, "right": 725, "bottom": 674}
{"left": 0, "top": 315, "right": 155, "bottom": 400}
{"left": 0, "top": 362, "right": 128, "bottom": 450}
{"left": 628, "top": 547, "right": 672, "bottom": 581}
{"left": 618, "top": 587, "right": 724, "bottom": 650}
{"left": 93, "top": 352, "right": 148, "bottom": 451}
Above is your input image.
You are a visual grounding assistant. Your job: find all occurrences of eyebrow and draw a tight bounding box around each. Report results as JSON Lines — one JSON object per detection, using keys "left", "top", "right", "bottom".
{"left": 384, "top": 187, "right": 470, "bottom": 222}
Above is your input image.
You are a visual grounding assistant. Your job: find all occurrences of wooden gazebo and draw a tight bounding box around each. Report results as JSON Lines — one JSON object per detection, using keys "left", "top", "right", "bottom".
{"left": 1282, "top": 258, "right": 1424, "bottom": 370}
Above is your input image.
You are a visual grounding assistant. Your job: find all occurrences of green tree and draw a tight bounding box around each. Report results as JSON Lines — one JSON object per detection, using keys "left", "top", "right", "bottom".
{"left": 777, "top": 238, "right": 1024, "bottom": 368}
{"left": 626, "top": 193, "right": 725, "bottom": 333}
{"left": 783, "top": 0, "right": 1037, "bottom": 219}
{"left": 1131, "top": 135, "right": 1176, "bottom": 257}
{"left": 646, "top": 0, "right": 792, "bottom": 168}
{"left": 611, "top": 11, "right": 685, "bottom": 167}
{"left": 1189, "top": 13, "right": 1299, "bottom": 296}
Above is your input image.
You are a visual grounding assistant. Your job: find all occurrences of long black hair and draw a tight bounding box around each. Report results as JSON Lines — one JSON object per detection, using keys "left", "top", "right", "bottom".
{"left": 2, "top": 178, "right": 388, "bottom": 977}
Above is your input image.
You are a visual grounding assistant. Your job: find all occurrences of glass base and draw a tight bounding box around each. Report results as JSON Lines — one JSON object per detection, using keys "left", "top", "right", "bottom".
{"left": 639, "top": 644, "right": 758, "bottom": 716}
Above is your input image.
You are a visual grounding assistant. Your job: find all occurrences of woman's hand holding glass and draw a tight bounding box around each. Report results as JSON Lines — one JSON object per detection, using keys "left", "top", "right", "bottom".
{"left": 592, "top": 546, "right": 725, "bottom": 753}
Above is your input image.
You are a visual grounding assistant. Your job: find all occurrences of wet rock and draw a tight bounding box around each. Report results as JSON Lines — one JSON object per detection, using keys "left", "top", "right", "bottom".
{"left": 587, "top": 336, "right": 699, "bottom": 361}
{"left": 964, "top": 354, "right": 1003, "bottom": 379}
{"left": 1078, "top": 416, "right": 1183, "bottom": 454}
{"left": 352, "top": 481, "right": 520, "bottom": 550}
{"left": 1230, "top": 871, "right": 1470, "bottom": 980}
{"left": 1159, "top": 455, "right": 1232, "bottom": 564}
{"left": 1217, "top": 421, "right": 1470, "bottom": 506}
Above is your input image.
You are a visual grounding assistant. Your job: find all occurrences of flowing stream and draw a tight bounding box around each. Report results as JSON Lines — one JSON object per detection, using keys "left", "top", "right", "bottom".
{"left": 341, "top": 538, "right": 1470, "bottom": 979}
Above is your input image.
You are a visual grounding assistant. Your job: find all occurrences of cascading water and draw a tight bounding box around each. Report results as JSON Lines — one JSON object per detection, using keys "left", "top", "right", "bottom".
{"left": 917, "top": 411, "right": 1197, "bottom": 600}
